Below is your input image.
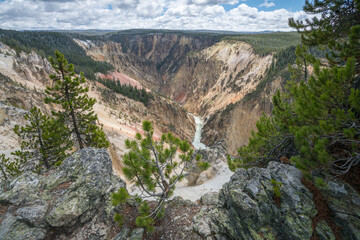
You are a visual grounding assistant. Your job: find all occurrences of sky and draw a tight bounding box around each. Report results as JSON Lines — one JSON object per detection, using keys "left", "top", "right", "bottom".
{"left": 0, "top": 0, "right": 310, "bottom": 32}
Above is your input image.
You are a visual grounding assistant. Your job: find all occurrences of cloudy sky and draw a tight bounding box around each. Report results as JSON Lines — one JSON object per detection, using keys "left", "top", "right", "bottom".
{"left": 0, "top": 0, "right": 309, "bottom": 31}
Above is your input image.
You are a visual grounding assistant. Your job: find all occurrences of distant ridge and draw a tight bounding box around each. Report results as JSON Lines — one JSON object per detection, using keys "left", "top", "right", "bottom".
{"left": 2, "top": 28, "right": 282, "bottom": 35}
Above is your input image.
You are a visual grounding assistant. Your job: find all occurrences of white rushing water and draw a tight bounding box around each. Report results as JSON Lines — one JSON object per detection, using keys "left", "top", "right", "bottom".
{"left": 171, "top": 113, "right": 233, "bottom": 201}
{"left": 191, "top": 115, "right": 209, "bottom": 150}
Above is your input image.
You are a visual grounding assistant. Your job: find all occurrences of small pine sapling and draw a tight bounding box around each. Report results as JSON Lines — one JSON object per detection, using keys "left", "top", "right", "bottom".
{"left": 314, "top": 177, "right": 329, "bottom": 190}
{"left": 271, "top": 179, "right": 283, "bottom": 206}
{"left": 112, "top": 188, "right": 129, "bottom": 227}
{"left": 112, "top": 121, "right": 206, "bottom": 232}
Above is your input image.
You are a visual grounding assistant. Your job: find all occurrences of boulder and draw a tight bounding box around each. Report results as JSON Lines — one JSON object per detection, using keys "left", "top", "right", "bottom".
{"left": 112, "top": 228, "right": 130, "bottom": 240}
{"left": 186, "top": 148, "right": 226, "bottom": 186}
{"left": 200, "top": 192, "right": 219, "bottom": 206}
{"left": 193, "top": 161, "right": 360, "bottom": 239}
{"left": 128, "top": 228, "right": 144, "bottom": 240}
{"left": 194, "top": 162, "right": 317, "bottom": 239}
{"left": 0, "top": 148, "right": 125, "bottom": 240}
{"left": 322, "top": 178, "right": 360, "bottom": 239}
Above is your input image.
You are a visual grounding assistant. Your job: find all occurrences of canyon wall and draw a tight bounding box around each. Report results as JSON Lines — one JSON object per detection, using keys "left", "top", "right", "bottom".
{"left": 0, "top": 31, "right": 288, "bottom": 156}
{"left": 76, "top": 32, "right": 278, "bottom": 153}
{"left": 0, "top": 43, "right": 195, "bottom": 160}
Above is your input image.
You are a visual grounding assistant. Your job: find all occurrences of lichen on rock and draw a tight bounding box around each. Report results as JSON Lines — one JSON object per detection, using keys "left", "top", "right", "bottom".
{"left": 193, "top": 161, "right": 360, "bottom": 240}
{"left": 0, "top": 148, "right": 125, "bottom": 240}
{"left": 193, "top": 162, "right": 318, "bottom": 239}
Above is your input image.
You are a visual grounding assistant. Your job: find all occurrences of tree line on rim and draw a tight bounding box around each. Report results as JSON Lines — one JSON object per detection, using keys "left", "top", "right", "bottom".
{"left": 98, "top": 77, "right": 153, "bottom": 106}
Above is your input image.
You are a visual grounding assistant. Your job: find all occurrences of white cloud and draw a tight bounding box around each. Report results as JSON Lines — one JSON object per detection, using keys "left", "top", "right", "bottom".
{"left": 259, "top": 0, "right": 275, "bottom": 8}
{"left": 0, "top": 0, "right": 309, "bottom": 32}
{"left": 190, "top": 0, "right": 238, "bottom": 5}
{"left": 202, "top": 5, "right": 225, "bottom": 16}
{"left": 136, "top": 0, "right": 165, "bottom": 17}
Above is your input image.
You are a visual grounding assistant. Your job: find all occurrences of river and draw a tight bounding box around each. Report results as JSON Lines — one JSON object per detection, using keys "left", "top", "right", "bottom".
{"left": 191, "top": 115, "right": 209, "bottom": 150}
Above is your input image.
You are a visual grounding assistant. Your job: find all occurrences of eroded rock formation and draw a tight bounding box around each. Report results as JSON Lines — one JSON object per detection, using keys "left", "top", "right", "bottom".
{"left": 75, "top": 34, "right": 276, "bottom": 154}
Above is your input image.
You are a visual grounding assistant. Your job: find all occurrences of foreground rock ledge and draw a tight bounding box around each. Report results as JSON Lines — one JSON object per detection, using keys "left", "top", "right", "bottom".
{"left": 1, "top": 149, "right": 359, "bottom": 240}
{"left": 0, "top": 148, "right": 125, "bottom": 240}
{"left": 193, "top": 161, "right": 360, "bottom": 240}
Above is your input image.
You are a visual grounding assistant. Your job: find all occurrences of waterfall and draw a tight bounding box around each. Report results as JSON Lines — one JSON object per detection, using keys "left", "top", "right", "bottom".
{"left": 191, "top": 115, "right": 209, "bottom": 150}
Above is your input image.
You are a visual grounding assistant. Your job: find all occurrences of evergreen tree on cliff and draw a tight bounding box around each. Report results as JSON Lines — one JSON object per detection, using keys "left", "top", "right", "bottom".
{"left": 289, "top": 0, "right": 360, "bottom": 71}
{"left": 112, "top": 121, "right": 208, "bottom": 232}
{"left": 13, "top": 107, "right": 72, "bottom": 172}
{"left": 0, "top": 154, "right": 21, "bottom": 181}
{"left": 229, "top": 0, "right": 360, "bottom": 176}
{"left": 45, "top": 50, "right": 109, "bottom": 149}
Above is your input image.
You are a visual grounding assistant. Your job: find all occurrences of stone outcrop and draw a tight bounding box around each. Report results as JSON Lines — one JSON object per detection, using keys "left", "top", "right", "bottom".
{"left": 193, "top": 162, "right": 360, "bottom": 240}
{"left": 186, "top": 148, "right": 227, "bottom": 186}
{"left": 0, "top": 148, "right": 125, "bottom": 240}
{"left": 322, "top": 177, "right": 360, "bottom": 238}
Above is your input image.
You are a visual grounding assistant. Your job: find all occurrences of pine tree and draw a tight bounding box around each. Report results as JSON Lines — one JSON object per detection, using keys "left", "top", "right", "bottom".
{"left": 112, "top": 121, "right": 207, "bottom": 232}
{"left": 289, "top": 0, "right": 360, "bottom": 72}
{"left": 290, "top": 58, "right": 359, "bottom": 174}
{"left": 230, "top": 58, "right": 359, "bottom": 175}
{"left": 45, "top": 50, "right": 109, "bottom": 149}
{"left": 0, "top": 154, "right": 21, "bottom": 181}
{"left": 12, "top": 107, "right": 72, "bottom": 172}
{"left": 289, "top": 0, "right": 360, "bottom": 47}
{"left": 230, "top": 0, "right": 360, "bottom": 176}
{"left": 288, "top": 44, "right": 315, "bottom": 83}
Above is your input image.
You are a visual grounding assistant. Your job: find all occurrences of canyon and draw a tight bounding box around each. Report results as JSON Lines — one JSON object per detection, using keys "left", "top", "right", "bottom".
{"left": 74, "top": 31, "right": 285, "bottom": 154}
{"left": 1, "top": 30, "right": 360, "bottom": 240}
{"left": 0, "top": 29, "right": 294, "bottom": 205}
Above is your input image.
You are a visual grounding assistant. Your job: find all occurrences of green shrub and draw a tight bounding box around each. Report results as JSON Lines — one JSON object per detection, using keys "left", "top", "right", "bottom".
{"left": 271, "top": 179, "right": 282, "bottom": 198}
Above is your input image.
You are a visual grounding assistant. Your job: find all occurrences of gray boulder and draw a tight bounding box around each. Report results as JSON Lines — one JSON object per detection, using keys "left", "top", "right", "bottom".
{"left": 323, "top": 178, "right": 360, "bottom": 239}
{"left": 0, "top": 148, "right": 125, "bottom": 240}
{"left": 193, "top": 161, "right": 360, "bottom": 240}
{"left": 200, "top": 192, "right": 219, "bottom": 206}
{"left": 186, "top": 148, "right": 226, "bottom": 186}
{"left": 128, "top": 228, "right": 144, "bottom": 240}
{"left": 194, "top": 162, "right": 317, "bottom": 239}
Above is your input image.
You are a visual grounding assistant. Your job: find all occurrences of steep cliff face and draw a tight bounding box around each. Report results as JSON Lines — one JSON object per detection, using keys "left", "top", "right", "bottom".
{"left": 0, "top": 47, "right": 53, "bottom": 157}
{"left": 147, "top": 95, "right": 194, "bottom": 140}
{"left": 161, "top": 40, "right": 273, "bottom": 116}
{"left": 107, "top": 33, "right": 218, "bottom": 78}
{"left": 202, "top": 76, "right": 283, "bottom": 155}
{"left": 79, "top": 36, "right": 272, "bottom": 116}
{"left": 75, "top": 33, "right": 217, "bottom": 91}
